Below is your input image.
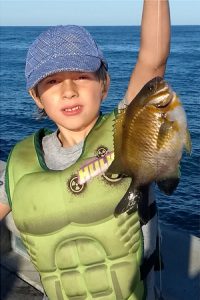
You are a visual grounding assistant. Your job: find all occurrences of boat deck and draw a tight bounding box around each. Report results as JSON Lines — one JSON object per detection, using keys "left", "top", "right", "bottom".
{"left": 1, "top": 265, "right": 43, "bottom": 300}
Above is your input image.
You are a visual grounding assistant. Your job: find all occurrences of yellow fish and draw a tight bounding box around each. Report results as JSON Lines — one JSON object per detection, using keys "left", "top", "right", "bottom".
{"left": 108, "top": 77, "right": 191, "bottom": 217}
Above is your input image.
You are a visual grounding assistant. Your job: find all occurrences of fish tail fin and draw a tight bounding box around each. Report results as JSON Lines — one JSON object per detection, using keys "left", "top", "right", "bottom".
{"left": 114, "top": 181, "right": 153, "bottom": 226}
{"left": 114, "top": 179, "right": 138, "bottom": 216}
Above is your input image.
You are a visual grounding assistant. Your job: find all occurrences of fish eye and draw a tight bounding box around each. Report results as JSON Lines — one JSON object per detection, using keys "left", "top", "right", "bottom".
{"left": 148, "top": 83, "right": 155, "bottom": 92}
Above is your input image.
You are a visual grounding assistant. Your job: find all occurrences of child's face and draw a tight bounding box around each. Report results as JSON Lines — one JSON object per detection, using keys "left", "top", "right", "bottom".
{"left": 30, "top": 71, "right": 109, "bottom": 133}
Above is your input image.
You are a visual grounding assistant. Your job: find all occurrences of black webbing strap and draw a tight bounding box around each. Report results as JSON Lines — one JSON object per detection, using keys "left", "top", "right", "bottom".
{"left": 140, "top": 201, "right": 157, "bottom": 226}
{"left": 140, "top": 235, "right": 164, "bottom": 280}
{"left": 140, "top": 250, "right": 157, "bottom": 281}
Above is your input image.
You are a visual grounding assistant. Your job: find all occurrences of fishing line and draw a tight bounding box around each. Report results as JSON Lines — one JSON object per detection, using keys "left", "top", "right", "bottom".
{"left": 156, "top": 1, "right": 164, "bottom": 299}
{"left": 156, "top": 0, "right": 160, "bottom": 89}
{"left": 157, "top": 209, "right": 164, "bottom": 299}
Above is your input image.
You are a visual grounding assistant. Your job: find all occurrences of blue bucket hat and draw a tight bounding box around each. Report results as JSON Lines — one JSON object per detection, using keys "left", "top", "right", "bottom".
{"left": 25, "top": 25, "right": 108, "bottom": 91}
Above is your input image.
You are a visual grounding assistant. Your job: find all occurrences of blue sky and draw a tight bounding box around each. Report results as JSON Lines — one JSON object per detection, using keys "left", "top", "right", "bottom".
{"left": 0, "top": 0, "right": 199, "bottom": 26}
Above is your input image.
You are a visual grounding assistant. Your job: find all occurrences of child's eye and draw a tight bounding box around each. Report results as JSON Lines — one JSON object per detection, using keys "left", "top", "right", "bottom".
{"left": 77, "top": 74, "right": 90, "bottom": 80}
{"left": 47, "top": 79, "right": 57, "bottom": 84}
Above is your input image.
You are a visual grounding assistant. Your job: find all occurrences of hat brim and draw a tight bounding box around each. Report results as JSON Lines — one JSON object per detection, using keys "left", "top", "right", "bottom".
{"left": 26, "top": 55, "right": 102, "bottom": 91}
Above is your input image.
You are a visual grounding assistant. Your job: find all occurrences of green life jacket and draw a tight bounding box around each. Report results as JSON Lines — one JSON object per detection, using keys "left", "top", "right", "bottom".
{"left": 6, "top": 112, "right": 145, "bottom": 300}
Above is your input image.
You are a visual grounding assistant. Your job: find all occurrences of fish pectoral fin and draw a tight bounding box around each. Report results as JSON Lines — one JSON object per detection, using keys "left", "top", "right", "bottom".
{"left": 184, "top": 128, "right": 192, "bottom": 155}
{"left": 156, "top": 166, "right": 180, "bottom": 195}
{"left": 157, "top": 120, "right": 174, "bottom": 150}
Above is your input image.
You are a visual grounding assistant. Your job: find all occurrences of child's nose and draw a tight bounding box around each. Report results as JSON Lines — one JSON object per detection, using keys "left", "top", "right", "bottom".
{"left": 61, "top": 80, "right": 78, "bottom": 99}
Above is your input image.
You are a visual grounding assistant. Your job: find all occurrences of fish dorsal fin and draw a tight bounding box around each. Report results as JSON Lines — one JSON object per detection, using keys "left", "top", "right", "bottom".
{"left": 184, "top": 128, "right": 192, "bottom": 155}
{"left": 107, "top": 108, "right": 126, "bottom": 174}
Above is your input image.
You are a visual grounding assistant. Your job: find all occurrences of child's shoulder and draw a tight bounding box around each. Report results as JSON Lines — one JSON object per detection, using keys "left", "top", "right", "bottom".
{"left": 9, "top": 128, "right": 52, "bottom": 165}
{"left": 14, "top": 128, "right": 52, "bottom": 148}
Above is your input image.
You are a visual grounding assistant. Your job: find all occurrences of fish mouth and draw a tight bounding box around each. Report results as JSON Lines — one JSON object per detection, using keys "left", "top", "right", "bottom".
{"left": 149, "top": 83, "right": 174, "bottom": 108}
{"left": 155, "top": 93, "right": 173, "bottom": 108}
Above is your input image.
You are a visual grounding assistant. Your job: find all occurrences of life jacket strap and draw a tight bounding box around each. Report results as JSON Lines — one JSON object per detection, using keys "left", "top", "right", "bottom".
{"left": 140, "top": 201, "right": 157, "bottom": 226}
{"left": 140, "top": 235, "right": 164, "bottom": 280}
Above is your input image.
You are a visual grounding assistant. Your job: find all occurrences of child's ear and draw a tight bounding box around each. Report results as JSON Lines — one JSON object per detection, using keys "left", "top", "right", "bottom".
{"left": 102, "top": 74, "right": 110, "bottom": 100}
{"left": 29, "top": 88, "right": 44, "bottom": 109}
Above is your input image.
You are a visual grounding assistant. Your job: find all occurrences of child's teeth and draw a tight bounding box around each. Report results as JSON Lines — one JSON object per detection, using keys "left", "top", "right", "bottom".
{"left": 65, "top": 106, "right": 79, "bottom": 111}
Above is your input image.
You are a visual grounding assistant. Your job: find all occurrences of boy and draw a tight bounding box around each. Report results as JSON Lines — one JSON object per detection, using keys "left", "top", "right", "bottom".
{"left": 0, "top": 1, "right": 170, "bottom": 299}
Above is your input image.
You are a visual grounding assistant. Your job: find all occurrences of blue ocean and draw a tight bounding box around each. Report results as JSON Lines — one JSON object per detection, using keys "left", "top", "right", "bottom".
{"left": 0, "top": 26, "right": 199, "bottom": 237}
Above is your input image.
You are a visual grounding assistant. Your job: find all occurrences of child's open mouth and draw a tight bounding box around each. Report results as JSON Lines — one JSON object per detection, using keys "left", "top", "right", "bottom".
{"left": 62, "top": 105, "right": 82, "bottom": 116}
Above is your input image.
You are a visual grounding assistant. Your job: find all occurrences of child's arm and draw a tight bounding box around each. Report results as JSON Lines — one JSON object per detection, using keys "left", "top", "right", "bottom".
{"left": 0, "top": 203, "right": 11, "bottom": 220}
{"left": 0, "top": 166, "right": 11, "bottom": 220}
{"left": 125, "top": 0, "right": 170, "bottom": 103}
